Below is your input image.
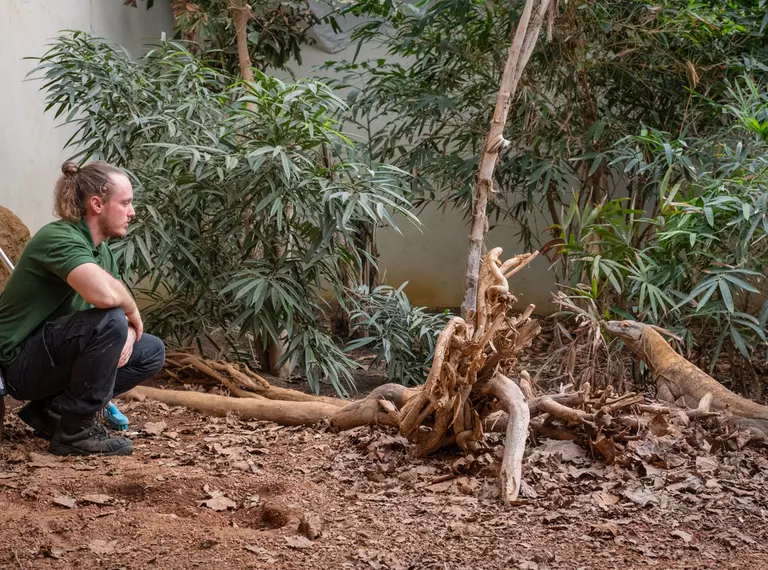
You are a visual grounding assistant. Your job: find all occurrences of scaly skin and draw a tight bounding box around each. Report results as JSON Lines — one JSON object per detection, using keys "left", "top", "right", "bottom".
{"left": 604, "top": 320, "right": 768, "bottom": 440}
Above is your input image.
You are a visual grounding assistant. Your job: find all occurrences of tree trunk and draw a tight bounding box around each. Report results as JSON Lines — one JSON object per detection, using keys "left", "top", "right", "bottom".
{"left": 231, "top": 0, "right": 254, "bottom": 83}
{"left": 230, "top": 0, "right": 293, "bottom": 378}
{"left": 461, "top": 0, "right": 553, "bottom": 322}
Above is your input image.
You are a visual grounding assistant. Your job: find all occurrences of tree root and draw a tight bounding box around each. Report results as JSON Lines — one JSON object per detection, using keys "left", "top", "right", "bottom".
{"left": 124, "top": 385, "right": 341, "bottom": 426}
{"left": 127, "top": 247, "right": 545, "bottom": 502}
{"left": 482, "top": 373, "right": 529, "bottom": 503}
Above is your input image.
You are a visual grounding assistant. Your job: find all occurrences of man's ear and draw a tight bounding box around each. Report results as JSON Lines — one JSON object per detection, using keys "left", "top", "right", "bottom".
{"left": 88, "top": 194, "right": 105, "bottom": 215}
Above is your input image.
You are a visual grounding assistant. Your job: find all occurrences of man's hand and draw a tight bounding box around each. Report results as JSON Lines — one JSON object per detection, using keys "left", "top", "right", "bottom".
{"left": 118, "top": 326, "right": 137, "bottom": 368}
{"left": 125, "top": 307, "right": 144, "bottom": 341}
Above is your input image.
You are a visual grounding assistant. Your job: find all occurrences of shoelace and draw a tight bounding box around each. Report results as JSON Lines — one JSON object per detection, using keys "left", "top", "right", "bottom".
{"left": 85, "top": 420, "right": 110, "bottom": 439}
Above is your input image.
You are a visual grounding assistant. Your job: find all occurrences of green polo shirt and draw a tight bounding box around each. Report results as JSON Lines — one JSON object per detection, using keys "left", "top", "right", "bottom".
{"left": 0, "top": 218, "right": 119, "bottom": 366}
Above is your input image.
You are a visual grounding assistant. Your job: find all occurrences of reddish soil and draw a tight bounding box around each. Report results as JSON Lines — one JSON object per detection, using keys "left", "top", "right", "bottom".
{"left": 1, "top": 393, "right": 767, "bottom": 570}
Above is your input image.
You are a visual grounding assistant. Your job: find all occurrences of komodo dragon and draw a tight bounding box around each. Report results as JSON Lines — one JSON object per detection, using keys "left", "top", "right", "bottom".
{"left": 604, "top": 320, "right": 768, "bottom": 441}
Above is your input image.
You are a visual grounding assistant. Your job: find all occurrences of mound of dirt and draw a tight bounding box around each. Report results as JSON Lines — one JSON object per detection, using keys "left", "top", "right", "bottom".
{"left": 0, "top": 205, "right": 30, "bottom": 291}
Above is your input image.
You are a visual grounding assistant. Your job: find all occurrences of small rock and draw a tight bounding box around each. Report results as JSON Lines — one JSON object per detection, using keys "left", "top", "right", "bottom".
{"left": 285, "top": 535, "right": 313, "bottom": 549}
{"left": 199, "top": 495, "right": 237, "bottom": 512}
{"left": 81, "top": 494, "right": 113, "bottom": 506}
{"left": 53, "top": 496, "right": 76, "bottom": 509}
{"left": 298, "top": 513, "right": 323, "bottom": 540}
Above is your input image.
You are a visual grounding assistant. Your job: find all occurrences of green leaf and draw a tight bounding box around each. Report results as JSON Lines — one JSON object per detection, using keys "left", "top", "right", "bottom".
{"left": 722, "top": 274, "right": 760, "bottom": 294}
{"left": 719, "top": 279, "right": 734, "bottom": 313}
{"left": 696, "top": 283, "right": 719, "bottom": 309}
{"left": 588, "top": 155, "right": 602, "bottom": 177}
{"left": 759, "top": 300, "right": 768, "bottom": 330}
{"left": 703, "top": 205, "right": 714, "bottom": 227}
{"left": 730, "top": 326, "right": 750, "bottom": 359}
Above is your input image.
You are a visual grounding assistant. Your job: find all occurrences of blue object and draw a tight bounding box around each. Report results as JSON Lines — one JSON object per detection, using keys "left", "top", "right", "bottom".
{"left": 103, "top": 401, "right": 129, "bottom": 431}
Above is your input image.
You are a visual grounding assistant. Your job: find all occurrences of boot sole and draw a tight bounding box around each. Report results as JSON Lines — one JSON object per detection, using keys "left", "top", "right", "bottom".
{"left": 49, "top": 443, "right": 133, "bottom": 457}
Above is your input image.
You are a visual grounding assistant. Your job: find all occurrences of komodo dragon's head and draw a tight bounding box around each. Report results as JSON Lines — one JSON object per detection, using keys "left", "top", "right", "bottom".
{"left": 603, "top": 320, "right": 645, "bottom": 351}
{"left": 603, "top": 320, "right": 682, "bottom": 363}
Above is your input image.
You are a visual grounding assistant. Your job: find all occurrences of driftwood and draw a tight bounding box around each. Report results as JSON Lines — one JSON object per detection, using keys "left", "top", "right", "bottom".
{"left": 126, "top": 247, "right": 542, "bottom": 503}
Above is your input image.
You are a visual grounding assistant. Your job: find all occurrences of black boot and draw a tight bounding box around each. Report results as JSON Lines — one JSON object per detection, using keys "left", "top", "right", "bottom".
{"left": 18, "top": 400, "right": 60, "bottom": 439}
{"left": 49, "top": 415, "right": 133, "bottom": 456}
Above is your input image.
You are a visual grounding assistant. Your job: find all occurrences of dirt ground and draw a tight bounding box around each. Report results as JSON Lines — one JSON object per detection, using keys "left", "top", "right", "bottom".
{"left": 2, "top": 387, "right": 767, "bottom": 570}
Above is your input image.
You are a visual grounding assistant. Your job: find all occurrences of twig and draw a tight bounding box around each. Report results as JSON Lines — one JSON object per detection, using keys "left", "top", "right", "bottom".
{"left": 601, "top": 393, "right": 644, "bottom": 414}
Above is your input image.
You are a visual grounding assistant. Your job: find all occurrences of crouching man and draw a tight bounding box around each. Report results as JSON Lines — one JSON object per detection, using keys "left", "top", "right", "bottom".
{"left": 0, "top": 161, "right": 165, "bottom": 456}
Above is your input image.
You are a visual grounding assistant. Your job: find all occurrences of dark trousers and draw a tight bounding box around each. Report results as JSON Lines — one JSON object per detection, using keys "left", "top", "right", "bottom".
{"left": 1, "top": 308, "right": 165, "bottom": 421}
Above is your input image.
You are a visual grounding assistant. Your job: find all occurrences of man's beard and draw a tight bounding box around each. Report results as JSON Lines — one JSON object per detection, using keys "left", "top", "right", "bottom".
{"left": 101, "top": 216, "right": 123, "bottom": 239}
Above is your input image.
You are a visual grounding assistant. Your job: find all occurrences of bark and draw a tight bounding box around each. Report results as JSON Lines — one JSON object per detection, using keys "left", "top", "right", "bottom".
{"left": 231, "top": 0, "right": 258, "bottom": 261}
{"left": 230, "top": 0, "right": 254, "bottom": 83}
{"left": 461, "top": 0, "right": 552, "bottom": 321}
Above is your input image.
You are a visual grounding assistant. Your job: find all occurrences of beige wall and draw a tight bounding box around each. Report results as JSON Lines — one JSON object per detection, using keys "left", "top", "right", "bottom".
{"left": 0, "top": 0, "right": 174, "bottom": 234}
{"left": 375, "top": 205, "right": 556, "bottom": 312}
{"left": 283, "top": 29, "right": 558, "bottom": 313}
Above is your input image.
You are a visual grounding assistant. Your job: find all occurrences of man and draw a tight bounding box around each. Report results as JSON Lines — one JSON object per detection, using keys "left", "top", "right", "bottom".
{"left": 0, "top": 160, "right": 165, "bottom": 456}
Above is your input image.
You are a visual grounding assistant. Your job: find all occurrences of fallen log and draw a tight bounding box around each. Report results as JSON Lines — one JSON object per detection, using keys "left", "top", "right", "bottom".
{"left": 125, "top": 386, "right": 342, "bottom": 426}
{"left": 125, "top": 383, "right": 418, "bottom": 432}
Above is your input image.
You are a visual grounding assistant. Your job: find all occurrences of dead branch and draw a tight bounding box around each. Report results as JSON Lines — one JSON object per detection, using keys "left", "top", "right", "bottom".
{"left": 160, "top": 352, "right": 345, "bottom": 407}
{"left": 460, "top": 0, "right": 553, "bottom": 321}
{"left": 479, "top": 373, "right": 529, "bottom": 502}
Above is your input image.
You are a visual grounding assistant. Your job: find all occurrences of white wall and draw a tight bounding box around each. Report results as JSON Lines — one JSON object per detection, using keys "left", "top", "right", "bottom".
{"left": 0, "top": 0, "right": 174, "bottom": 234}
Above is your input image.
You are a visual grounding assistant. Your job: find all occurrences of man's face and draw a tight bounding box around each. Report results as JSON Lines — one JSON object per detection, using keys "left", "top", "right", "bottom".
{"left": 99, "top": 174, "right": 135, "bottom": 238}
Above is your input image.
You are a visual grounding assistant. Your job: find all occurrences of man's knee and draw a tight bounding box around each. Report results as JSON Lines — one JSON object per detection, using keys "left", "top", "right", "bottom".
{"left": 94, "top": 308, "right": 129, "bottom": 343}
{"left": 143, "top": 334, "right": 166, "bottom": 375}
{"left": 113, "top": 334, "right": 165, "bottom": 395}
